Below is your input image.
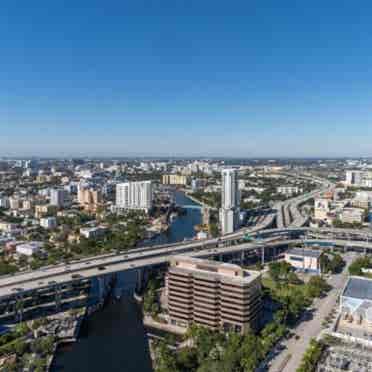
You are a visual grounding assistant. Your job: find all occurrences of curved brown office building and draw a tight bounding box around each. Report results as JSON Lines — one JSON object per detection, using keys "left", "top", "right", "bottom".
{"left": 166, "top": 256, "right": 262, "bottom": 334}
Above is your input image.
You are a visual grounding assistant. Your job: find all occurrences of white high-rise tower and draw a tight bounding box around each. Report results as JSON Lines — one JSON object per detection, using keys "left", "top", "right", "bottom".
{"left": 116, "top": 181, "right": 153, "bottom": 212}
{"left": 220, "top": 169, "right": 240, "bottom": 235}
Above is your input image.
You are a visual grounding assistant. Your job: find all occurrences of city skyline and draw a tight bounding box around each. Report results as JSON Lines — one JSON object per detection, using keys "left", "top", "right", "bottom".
{"left": 2, "top": 1, "right": 372, "bottom": 157}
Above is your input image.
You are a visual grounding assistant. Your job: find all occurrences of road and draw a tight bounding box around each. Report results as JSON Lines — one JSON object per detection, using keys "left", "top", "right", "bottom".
{"left": 267, "top": 253, "right": 355, "bottom": 372}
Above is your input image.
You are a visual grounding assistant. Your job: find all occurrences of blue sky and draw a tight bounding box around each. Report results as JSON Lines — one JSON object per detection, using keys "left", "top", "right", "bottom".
{"left": 1, "top": 0, "right": 372, "bottom": 157}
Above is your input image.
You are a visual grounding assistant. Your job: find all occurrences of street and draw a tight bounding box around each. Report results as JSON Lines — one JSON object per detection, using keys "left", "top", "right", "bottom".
{"left": 267, "top": 252, "right": 355, "bottom": 372}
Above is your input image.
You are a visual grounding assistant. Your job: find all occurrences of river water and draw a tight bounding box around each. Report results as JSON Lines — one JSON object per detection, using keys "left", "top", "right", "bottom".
{"left": 51, "top": 191, "right": 201, "bottom": 372}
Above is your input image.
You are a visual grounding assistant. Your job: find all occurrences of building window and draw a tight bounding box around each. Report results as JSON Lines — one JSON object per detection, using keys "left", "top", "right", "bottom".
{"left": 289, "top": 256, "right": 304, "bottom": 262}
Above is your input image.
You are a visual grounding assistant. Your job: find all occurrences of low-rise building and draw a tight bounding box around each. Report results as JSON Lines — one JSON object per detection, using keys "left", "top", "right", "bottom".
{"left": 276, "top": 186, "right": 302, "bottom": 197}
{"left": 35, "top": 204, "right": 56, "bottom": 219}
{"left": 314, "top": 198, "right": 331, "bottom": 221}
{"left": 0, "top": 222, "right": 18, "bottom": 233}
{"left": 191, "top": 178, "right": 206, "bottom": 191}
{"left": 80, "top": 226, "right": 108, "bottom": 239}
{"left": 340, "top": 208, "right": 364, "bottom": 224}
{"left": 196, "top": 231, "right": 208, "bottom": 240}
{"left": 162, "top": 174, "right": 189, "bottom": 186}
{"left": 40, "top": 216, "right": 57, "bottom": 229}
{"left": 21, "top": 199, "right": 33, "bottom": 211}
{"left": 284, "top": 248, "right": 322, "bottom": 273}
{"left": 0, "top": 196, "right": 9, "bottom": 209}
{"left": 338, "top": 276, "right": 372, "bottom": 340}
{"left": 16, "top": 241, "right": 43, "bottom": 256}
{"left": 9, "top": 197, "right": 21, "bottom": 210}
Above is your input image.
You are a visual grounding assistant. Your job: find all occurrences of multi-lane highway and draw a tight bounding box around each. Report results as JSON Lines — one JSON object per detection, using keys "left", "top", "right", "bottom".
{"left": 1, "top": 224, "right": 372, "bottom": 300}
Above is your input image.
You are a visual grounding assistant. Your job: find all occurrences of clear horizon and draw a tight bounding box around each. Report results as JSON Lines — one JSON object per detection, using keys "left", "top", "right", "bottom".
{"left": 2, "top": 1, "right": 372, "bottom": 157}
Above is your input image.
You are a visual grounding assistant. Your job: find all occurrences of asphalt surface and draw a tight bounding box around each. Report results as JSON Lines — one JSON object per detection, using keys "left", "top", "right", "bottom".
{"left": 267, "top": 253, "right": 355, "bottom": 372}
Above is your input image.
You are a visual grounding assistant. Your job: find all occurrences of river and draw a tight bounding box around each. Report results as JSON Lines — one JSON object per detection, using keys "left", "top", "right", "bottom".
{"left": 51, "top": 191, "right": 202, "bottom": 372}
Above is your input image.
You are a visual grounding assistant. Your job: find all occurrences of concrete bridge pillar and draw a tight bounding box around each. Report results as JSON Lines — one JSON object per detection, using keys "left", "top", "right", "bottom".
{"left": 136, "top": 268, "right": 143, "bottom": 292}
{"left": 55, "top": 285, "right": 62, "bottom": 311}
{"left": 97, "top": 276, "right": 106, "bottom": 300}
{"left": 261, "top": 245, "right": 265, "bottom": 266}
{"left": 15, "top": 296, "right": 24, "bottom": 322}
{"left": 241, "top": 251, "right": 245, "bottom": 263}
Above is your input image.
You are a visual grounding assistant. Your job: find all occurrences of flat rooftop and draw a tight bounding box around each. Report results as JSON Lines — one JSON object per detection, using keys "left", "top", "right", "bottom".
{"left": 286, "top": 248, "right": 322, "bottom": 259}
{"left": 170, "top": 255, "right": 260, "bottom": 283}
{"left": 343, "top": 276, "right": 372, "bottom": 301}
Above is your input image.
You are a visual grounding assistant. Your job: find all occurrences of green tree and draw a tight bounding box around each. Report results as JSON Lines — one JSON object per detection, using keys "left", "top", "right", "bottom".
{"left": 14, "top": 339, "right": 27, "bottom": 355}
{"left": 306, "top": 276, "right": 331, "bottom": 298}
{"left": 349, "top": 256, "right": 371, "bottom": 276}
{"left": 240, "top": 331, "right": 262, "bottom": 372}
{"left": 297, "top": 339, "right": 324, "bottom": 372}
{"left": 209, "top": 223, "right": 219, "bottom": 238}
{"left": 155, "top": 340, "right": 179, "bottom": 372}
{"left": 268, "top": 261, "right": 292, "bottom": 283}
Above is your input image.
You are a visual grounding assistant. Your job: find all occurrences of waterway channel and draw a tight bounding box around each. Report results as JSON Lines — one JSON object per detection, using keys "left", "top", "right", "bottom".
{"left": 51, "top": 191, "right": 202, "bottom": 372}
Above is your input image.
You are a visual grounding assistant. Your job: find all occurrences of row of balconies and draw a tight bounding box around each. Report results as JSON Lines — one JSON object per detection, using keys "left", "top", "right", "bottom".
{"left": 169, "top": 279, "right": 260, "bottom": 298}
{"left": 169, "top": 302, "right": 261, "bottom": 324}
{"left": 168, "top": 287, "right": 261, "bottom": 308}
{"left": 169, "top": 274, "right": 261, "bottom": 296}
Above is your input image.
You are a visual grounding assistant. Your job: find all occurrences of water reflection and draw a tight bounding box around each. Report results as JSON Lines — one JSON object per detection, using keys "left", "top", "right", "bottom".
{"left": 52, "top": 192, "right": 201, "bottom": 372}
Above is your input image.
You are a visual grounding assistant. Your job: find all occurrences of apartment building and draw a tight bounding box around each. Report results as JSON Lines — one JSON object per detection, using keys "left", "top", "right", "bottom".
{"left": 166, "top": 256, "right": 262, "bottom": 334}
{"left": 116, "top": 181, "right": 152, "bottom": 212}
{"left": 50, "top": 188, "right": 69, "bottom": 208}
{"left": 345, "top": 170, "right": 372, "bottom": 187}
{"left": 39, "top": 216, "right": 57, "bottom": 230}
{"left": 78, "top": 186, "right": 102, "bottom": 212}
{"left": 162, "top": 174, "right": 189, "bottom": 186}
{"left": 220, "top": 168, "right": 240, "bottom": 235}
{"left": 35, "top": 204, "right": 56, "bottom": 219}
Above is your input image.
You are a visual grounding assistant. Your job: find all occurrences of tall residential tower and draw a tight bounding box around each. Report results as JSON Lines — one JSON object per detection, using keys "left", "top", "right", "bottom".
{"left": 116, "top": 181, "right": 153, "bottom": 212}
{"left": 220, "top": 168, "right": 240, "bottom": 235}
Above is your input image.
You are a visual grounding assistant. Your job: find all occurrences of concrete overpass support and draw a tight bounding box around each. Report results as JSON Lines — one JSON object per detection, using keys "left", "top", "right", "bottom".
{"left": 136, "top": 268, "right": 143, "bottom": 293}
{"left": 15, "top": 296, "right": 24, "bottom": 322}
{"left": 97, "top": 275, "right": 109, "bottom": 301}
{"left": 55, "top": 285, "right": 62, "bottom": 311}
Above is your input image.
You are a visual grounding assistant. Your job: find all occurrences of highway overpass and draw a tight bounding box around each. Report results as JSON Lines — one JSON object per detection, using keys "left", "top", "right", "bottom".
{"left": 1, "top": 228, "right": 372, "bottom": 301}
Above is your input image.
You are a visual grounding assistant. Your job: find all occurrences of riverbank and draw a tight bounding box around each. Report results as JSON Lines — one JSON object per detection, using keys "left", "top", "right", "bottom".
{"left": 182, "top": 189, "right": 214, "bottom": 209}
{"left": 51, "top": 191, "right": 201, "bottom": 372}
{"left": 51, "top": 295, "right": 153, "bottom": 372}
